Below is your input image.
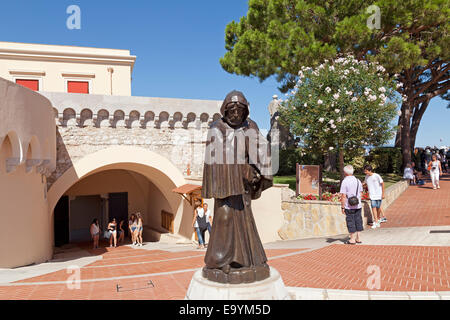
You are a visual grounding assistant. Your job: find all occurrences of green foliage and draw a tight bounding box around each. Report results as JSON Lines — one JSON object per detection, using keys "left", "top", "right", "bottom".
{"left": 277, "top": 147, "right": 322, "bottom": 176}
{"left": 278, "top": 56, "right": 399, "bottom": 157}
{"left": 344, "top": 148, "right": 366, "bottom": 174}
{"left": 366, "top": 147, "right": 403, "bottom": 174}
{"left": 221, "top": 0, "right": 449, "bottom": 93}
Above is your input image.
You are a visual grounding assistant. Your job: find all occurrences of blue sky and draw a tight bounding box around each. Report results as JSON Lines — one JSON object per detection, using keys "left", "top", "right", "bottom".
{"left": 0, "top": 0, "right": 448, "bottom": 147}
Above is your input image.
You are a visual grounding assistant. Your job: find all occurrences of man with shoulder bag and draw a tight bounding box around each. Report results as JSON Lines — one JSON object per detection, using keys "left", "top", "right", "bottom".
{"left": 340, "top": 165, "right": 364, "bottom": 245}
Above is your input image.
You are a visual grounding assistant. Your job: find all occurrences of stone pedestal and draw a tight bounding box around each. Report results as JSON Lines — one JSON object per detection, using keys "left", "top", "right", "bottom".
{"left": 185, "top": 267, "right": 292, "bottom": 300}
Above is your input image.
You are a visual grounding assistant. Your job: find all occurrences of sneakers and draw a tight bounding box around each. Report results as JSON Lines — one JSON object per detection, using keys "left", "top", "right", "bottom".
{"left": 437, "top": 185, "right": 440, "bottom": 189}
{"left": 371, "top": 223, "right": 377, "bottom": 229}
{"left": 380, "top": 217, "right": 387, "bottom": 223}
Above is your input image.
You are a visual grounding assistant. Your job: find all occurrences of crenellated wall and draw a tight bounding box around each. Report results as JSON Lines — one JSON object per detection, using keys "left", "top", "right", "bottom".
{"left": 41, "top": 92, "right": 223, "bottom": 188}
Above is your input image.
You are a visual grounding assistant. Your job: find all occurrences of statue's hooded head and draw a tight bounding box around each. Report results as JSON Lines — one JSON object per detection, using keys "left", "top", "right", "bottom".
{"left": 220, "top": 90, "right": 250, "bottom": 127}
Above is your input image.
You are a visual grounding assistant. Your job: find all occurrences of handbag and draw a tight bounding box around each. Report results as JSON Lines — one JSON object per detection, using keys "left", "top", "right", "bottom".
{"left": 196, "top": 214, "right": 208, "bottom": 231}
{"left": 348, "top": 177, "right": 360, "bottom": 206}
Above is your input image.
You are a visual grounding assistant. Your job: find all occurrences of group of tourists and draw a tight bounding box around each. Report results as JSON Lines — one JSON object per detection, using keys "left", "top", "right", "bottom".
{"left": 88, "top": 213, "right": 144, "bottom": 249}
{"left": 192, "top": 201, "right": 213, "bottom": 249}
{"left": 413, "top": 146, "right": 448, "bottom": 175}
{"left": 405, "top": 147, "right": 446, "bottom": 189}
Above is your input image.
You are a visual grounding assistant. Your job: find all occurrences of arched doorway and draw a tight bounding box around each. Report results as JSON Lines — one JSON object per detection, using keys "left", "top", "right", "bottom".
{"left": 48, "top": 146, "right": 193, "bottom": 247}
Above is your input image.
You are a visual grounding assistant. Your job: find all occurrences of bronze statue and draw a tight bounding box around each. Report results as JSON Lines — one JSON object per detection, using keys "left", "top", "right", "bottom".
{"left": 201, "top": 90, "right": 273, "bottom": 284}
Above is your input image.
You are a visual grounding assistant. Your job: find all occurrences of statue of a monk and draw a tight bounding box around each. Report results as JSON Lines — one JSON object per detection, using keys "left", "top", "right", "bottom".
{"left": 201, "top": 90, "right": 273, "bottom": 284}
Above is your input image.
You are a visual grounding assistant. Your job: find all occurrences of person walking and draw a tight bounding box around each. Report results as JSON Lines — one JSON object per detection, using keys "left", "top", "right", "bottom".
{"left": 364, "top": 165, "right": 387, "bottom": 229}
{"left": 192, "top": 202, "right": 207, "bottom": 249}
{"left": 107, "top": 218, "right": 117, "bottom": 248}
{"left": 428, "top": 154, "right": 443, "bottom": 189}
{"left": 340, "top": 165, "right": 363, "bottom": 245}
{"left": 90, "top": 218, "right": 100, "bottom": 249}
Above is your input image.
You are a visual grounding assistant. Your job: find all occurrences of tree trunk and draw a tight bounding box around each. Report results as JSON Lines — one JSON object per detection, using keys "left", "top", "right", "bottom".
{"left": 400, "top": 102, "right": 412, "bottom": 168}
{"left": 394, "top": 114, "right": 402, "bottom": 148}
{"left": 339, "top": 148, "right": 345, "bottom": 182}
{"left": 410, "top": 100, "right": 430, "bottom": 150}
{"left": 324, "top": 152, "right": 337, "bottom": 172}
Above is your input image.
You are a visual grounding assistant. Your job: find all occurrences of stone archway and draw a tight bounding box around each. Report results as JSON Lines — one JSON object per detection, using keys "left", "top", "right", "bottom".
{"left": 48, "top": 146, "right": 194, "bottom": 244}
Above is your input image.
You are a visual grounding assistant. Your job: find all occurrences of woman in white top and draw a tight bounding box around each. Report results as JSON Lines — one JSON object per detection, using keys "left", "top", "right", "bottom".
{"left": 90, "top": 219, "right": 100, "bottom": 249}
{"left": 428, "top": 154, "right": 443, "bottom": 189}
{"left": 403, "top": 163, "right": 416, "bottom": 185}
{"left": 192, "top": 202, "right": 207, "bottom": 249}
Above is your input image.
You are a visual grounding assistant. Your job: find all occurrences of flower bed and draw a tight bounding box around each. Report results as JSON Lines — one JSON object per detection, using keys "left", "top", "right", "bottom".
{"left": 296, "top": 183, "right": 370, "bottom": 202}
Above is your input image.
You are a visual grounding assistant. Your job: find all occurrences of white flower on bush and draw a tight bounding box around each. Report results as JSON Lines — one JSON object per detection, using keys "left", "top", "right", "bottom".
{"left": 337, "top": 117, "right": 342, "bottom": 122}
{"left": 367, "top": 94, "right": 377, "bottom": 101}
{"left": 329, "top": 147, "right": 334, "bottom": 150}
{"left": 344, "top": 69, "right": 349, "bottom": 75}
{"left": 351, "top": 97, "right": 358, "bottom": 102}
{"left": 329, "top": 119, "right": 335, "bottom": 124}
{"left": 329, "top": 65, "right": 335, "bottom": 71}
{"left": 397, "top": 82, "right": 403, "bottom": 88}
{"left": 331, "top": 124, "right": 337, "bottom": 129}
{"left": 376, "top": 65, "right": 386, "bottom": 72}
{"left": 378, "top": 87, "right": 386, "bottom": 93}
{"left": 333, "top": 93, "right": 340, "bottom": 99}
{"left": 402, "top": 95, "right": 408, "bottom": 102}
{"left": 325, "top": 87, "right": 331, "bottom": 93}
{"left": 318, "top": 117, "right": 325, "bottom": 123}
{"left": 304, "top": 128, "right": 309, "bottom": 133}
{"left": 317, "top": 99, "right": 323, "bottom": 105}
{"left": 324, "top": 128, "right": 330, "bottom": 132}
{"left": 345, "top": 90, "right": 353, "bottom": 96}
{"left": 335, "top": 109, "right": 340, "bottom": 113}
{"left": 304, "top": 103, "right": 307, "bottom": 107}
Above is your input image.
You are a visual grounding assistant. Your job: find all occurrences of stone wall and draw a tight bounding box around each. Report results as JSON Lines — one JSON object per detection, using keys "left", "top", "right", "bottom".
{"left": 278, "top": 180, "right": 409, "bottom": 240}
{"left": 48, "top": 124, "right": 208, "bottom": 188}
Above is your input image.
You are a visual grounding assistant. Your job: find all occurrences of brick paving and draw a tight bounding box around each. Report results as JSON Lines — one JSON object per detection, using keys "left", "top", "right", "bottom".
{"left": 0, "top": 174, "right": 448, "bottom": 299}
{"left": 383, "top": 173, "right": 450, "bottom": 227}
{"left": 0, "top": 243, "right": 448, "bottom": 299}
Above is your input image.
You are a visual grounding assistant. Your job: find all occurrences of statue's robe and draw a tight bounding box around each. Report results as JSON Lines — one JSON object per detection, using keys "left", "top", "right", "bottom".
{"left": 202, "top": 116, "right": 273, "bottom": 277}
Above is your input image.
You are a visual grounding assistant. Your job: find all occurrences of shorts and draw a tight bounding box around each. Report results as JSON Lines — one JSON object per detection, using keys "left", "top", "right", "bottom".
{"left": 370, "top": 200, "right": 382, "bottom": 208}
{"left": 345, "top": 208, "right": 364, "bottom": 233}
{"left": 131, "top": 227, "right": 136, "bottom": 231}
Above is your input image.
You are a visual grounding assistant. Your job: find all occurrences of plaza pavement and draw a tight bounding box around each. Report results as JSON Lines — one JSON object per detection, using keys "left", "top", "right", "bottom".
{"left": 0, "top": 174, "right": 448, "bottom": 299}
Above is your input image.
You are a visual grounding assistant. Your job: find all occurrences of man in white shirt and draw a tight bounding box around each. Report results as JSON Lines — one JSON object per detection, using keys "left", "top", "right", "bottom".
{"left": 363, "top": 165, "right": 386, "bottom": 229}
